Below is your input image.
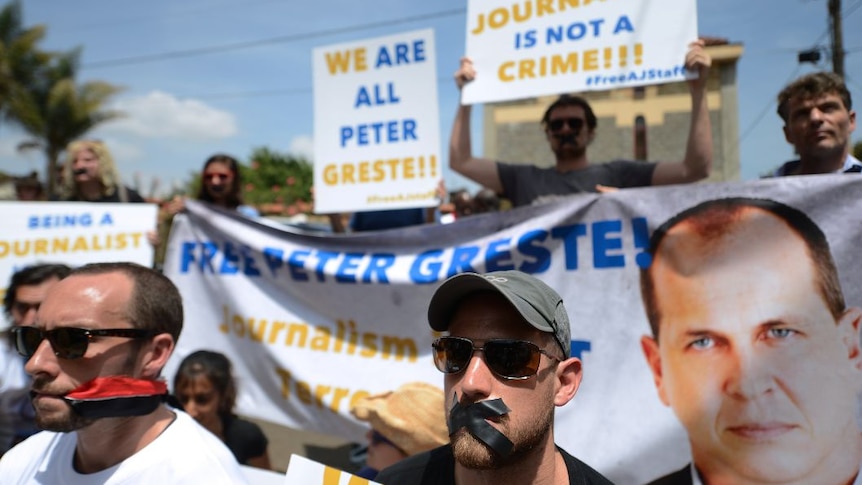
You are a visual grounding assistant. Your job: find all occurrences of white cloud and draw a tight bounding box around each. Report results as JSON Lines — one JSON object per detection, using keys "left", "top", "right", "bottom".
{"left": 289, "top": 134, "right": 313, "bottom": 160}
{"left": 102, "top": 91, "right": 238, "bottom": 140}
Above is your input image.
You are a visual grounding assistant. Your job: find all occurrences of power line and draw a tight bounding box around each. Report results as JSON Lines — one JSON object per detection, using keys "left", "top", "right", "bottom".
{"left": 179, "top": 75, "right": 454, "bottom": 100}
{"left": 83, "top": 8, "right": 466, "bottom": 70}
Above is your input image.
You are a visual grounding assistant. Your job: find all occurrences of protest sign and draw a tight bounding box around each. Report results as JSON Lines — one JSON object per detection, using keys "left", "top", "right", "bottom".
{"left": 0, "top": 202, "right": 157, "bottom": 310}
{"left": 312, "top": 29, "right": 441, "bottom": 214}
{"left": 164, "top": 176, "right": 862, "bottom": 483}
{"left": 462, "top": 0, "right": 698, "bottom": 104}
{"left": 284, "top": 455, "right": 378, "bottom": 485}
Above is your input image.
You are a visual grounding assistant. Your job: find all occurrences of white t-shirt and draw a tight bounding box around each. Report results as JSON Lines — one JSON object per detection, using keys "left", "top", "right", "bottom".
{"left": 0, "top": 408, "right": 249, "bottom": 484}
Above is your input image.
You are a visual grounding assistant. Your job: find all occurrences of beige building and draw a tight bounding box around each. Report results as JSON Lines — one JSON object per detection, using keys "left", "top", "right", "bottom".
{"left": 480, "top": 39, "right": 744, "bottom": 183}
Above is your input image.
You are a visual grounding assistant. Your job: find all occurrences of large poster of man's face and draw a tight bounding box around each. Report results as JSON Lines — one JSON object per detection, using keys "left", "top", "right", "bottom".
{"left": 639, "top": 197, "right": 862, "bottom": 485}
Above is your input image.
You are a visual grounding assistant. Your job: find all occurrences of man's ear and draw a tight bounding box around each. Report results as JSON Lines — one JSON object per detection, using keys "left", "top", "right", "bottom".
{"left": 838, "top": 307, "right": 862, "bottom": 372}
{"left": 553, "top": 357, "right": 583, "bottom": 407}
{"left": 849, "top": 109, "right": 856, "bottom": 132}
{"left": 140, "top": 333, "right": 175, "bottom": 379}
{"left": 641, "top": 335, "right": 669, "bottom": 406}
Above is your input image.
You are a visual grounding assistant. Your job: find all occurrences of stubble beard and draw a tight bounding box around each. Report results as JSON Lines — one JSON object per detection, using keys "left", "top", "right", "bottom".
{"left": 31, "top": 376, "right": 97, "bottom": 433}
{"left": 32, "top": 346, "right": 141, "bottom": 433}
{"left": 450, "top": 402, "right": 554, "bottom": 470}
{"left": 552, "top": 138, "right": 586, "bottom": 161}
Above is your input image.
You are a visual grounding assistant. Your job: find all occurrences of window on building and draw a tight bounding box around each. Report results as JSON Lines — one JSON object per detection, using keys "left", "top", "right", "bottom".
{"left": 633, "top": 86, "right": 645, "bottom": 100}
{"left": 634, "top": 115, "right": 647, "bottom": 161}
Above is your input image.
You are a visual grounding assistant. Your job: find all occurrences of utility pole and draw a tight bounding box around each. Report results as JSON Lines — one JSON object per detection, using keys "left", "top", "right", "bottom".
{"left": 829, "top": 0, "right": 845, "bottom": 77}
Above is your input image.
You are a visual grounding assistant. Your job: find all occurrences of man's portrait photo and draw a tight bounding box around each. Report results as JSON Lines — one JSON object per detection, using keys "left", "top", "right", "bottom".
{"left": 638, "top": 197, "right": 862, "bottom": 485}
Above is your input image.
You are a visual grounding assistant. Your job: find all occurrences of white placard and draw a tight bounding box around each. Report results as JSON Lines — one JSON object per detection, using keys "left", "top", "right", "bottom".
{"left": 284, "top": 454, "right": 380, "bottom": 485}
{"left": 0, "top": 202, "right": 157, "bottom": 312}
{"left": 312, "top": 29, "right": 441, "bottom": 214}
{"left": 462, "top": 0, "right": 698, "bottom": 104}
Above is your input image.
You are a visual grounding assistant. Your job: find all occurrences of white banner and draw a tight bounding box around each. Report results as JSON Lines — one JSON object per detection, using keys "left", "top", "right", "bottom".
{"left": 164, "top": 176, "right": 862, "bottom": 484}
{"left": 312, "top": 29, "right": 441, "bottom": 214}
{"left": 0, "top": 202, "right": 157, "bottom": 309}
{"left": 462, "top": 0, "right": 698, "bottom": 104}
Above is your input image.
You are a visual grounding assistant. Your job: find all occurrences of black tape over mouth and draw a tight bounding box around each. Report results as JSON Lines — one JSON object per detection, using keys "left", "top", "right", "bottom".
{"left": 447, "top": 394, "right": 514, "bottom": 457}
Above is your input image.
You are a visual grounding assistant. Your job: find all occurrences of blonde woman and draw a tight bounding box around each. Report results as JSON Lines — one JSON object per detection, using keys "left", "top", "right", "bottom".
{"left": 58, "top": 140, "right": 145, "bottom": 203}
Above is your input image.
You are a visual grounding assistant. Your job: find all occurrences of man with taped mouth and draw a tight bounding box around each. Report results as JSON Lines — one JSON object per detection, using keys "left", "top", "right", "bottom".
{"left": 375, "top": 270, "right": 612, "bottom": 485}
{"left": 0, "top": 262, "right": 247, "bottom": 484}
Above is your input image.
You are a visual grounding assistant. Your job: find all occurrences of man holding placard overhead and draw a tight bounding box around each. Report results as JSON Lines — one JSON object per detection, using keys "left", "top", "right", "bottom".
{"left": 449, "top": 41, "right": 713, "bottom": 207}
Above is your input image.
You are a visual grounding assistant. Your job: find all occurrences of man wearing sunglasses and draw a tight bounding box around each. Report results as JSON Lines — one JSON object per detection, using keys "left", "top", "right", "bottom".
{"left": 450, "top": 41, "right": 712, "bottom": 208}
{"left": 0, "top": 264, "right": 71, "bottom": 456}
{"left": 0, "top": 262, "right": 247, "bottom": 484}
{"left": 376, "top": 270, "right": 612, "bottom": 484}
{"left": 639, "top": 198, "right": 862, "bottom": 485}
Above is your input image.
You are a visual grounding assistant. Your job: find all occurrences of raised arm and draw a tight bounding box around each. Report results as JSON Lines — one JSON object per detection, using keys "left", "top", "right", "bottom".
{"left": 651, "top": 40, "right": 713, "bottom": 186}
{"left": 449, "top": 57, "right": 504, "bottom": 194}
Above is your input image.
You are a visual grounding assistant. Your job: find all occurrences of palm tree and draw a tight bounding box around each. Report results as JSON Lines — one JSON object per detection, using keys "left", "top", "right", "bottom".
{"left": 8, "top": 48, "right": 123, "bottom": 195}
{"left": 0, "top": 0, "right": 51, "bottom": 122}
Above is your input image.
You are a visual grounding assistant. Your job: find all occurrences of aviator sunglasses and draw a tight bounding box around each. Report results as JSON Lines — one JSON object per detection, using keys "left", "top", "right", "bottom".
{"left": 547, "top": 117, "right": 585, "bottom": 133}
{"left": 11, "top": 326, "right": 155, "bottom": 360}
{"left": 432, "top": 336, "right": 560, "bottom": 380}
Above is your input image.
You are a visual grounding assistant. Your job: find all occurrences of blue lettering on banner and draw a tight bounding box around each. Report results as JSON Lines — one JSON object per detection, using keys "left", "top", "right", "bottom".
{"left": 28, "top": 213, "right": 94, "bottom": 229}
{"left": 571, "top": 340, "right": 592, "bottom": 360}
{"left": 175, "top": 217, "right": 653, "bottom": 284}
{"left": 339, "top": 119, "right": 417, "bottom": 147}
{"left": 374, "top": 40, "right": 426, "bottom": 68}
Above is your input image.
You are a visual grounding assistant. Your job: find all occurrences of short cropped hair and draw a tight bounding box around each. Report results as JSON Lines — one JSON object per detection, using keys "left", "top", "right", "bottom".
{"left": 541, "top": 95, "right": 598, "bottom": 131}
{"left": 70, "top": 262, "right": 184, "bottom": 344}
{"left": 640, "top": 197, "right": 844, "bottom": 337}
{"left": 4, "top": 264, "right": 72, "bottom": 318}
{"left": 777, "top": 72, "right": 852, "bottom": 122}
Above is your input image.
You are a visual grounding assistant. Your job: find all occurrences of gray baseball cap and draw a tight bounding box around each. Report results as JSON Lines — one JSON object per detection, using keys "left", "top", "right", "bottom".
{"left": 427, "top": 270, "right": 571, "bottom": 358}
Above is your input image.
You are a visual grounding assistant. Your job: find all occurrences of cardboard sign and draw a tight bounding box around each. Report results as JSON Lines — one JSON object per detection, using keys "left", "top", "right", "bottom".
{"left": 284, "top": 454, "right": 379, "bottom": 485}
{"left": 312, "top": 29, "right": 441, "bottom": 214}
{"left": 462, "top": 0, "right": 698, "bottom": 104}
{"left": 0, "top": 202, "right": 157, "bottom": 313}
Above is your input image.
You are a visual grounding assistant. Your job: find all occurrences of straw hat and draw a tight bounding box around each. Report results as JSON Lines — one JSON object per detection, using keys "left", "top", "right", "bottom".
{"left": 350, "top": 381, "right": 448, "bottom": 456}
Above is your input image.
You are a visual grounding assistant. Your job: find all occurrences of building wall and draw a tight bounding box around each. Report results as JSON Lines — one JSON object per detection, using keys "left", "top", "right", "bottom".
{"left": 481, "top": 43, "right": 743, "bottom": 183}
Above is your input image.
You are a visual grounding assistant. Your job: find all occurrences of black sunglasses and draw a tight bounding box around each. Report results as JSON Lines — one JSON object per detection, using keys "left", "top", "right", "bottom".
{"left": 547, "top": 117, "right": 585, "bottom": 133}
{"left": 432, "top": 336, "right": 560, "bottom": 380}
{"left": 11, "top": 326, "right": 155, "bottom": 360}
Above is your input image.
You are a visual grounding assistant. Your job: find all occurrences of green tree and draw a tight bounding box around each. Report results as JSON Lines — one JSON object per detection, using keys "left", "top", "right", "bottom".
{"left": 0, "top": 1, "right": 50, "bottom": 122}
{"left": 854, "top": 140, "right": 862, "bottom": 161}
{"left": 242, "top": 147, "right": 313, "bottom": 213}
{"left": 9, "top": 48, "right": 123, "bottom": 195}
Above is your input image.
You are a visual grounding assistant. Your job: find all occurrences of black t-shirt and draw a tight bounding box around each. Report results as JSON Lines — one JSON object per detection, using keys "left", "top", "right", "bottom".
{"left": 374, "top": 444, "right": 614, "bottom": 485}
{"left": 223, "top": 416, "right": 268, "bottom": 465}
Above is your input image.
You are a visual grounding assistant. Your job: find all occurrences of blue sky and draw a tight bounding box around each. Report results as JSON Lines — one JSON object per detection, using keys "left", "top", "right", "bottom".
{"left": 1, "top": 0, "right": 860, "bottom": 198}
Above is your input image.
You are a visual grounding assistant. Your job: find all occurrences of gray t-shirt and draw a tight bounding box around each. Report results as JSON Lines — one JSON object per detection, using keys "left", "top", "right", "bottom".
{"left": 497, "top": 160, "right": 657, "bottom": 207}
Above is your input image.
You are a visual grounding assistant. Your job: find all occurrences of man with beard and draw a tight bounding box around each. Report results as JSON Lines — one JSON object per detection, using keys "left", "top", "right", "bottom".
{"left": 375, "top": 270, "right": 612, "bottom": 485}
{"left": 639, "top": 198, "right": 862, "bottom": 484}
{"left": 0, "top": 262, "right": 247, "bottom": 484}
{"left": 769, "top": 72, "right": 860, "bottom": 176}
{"left": 449, "top": 41, "right": 713, "bottom": 207}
